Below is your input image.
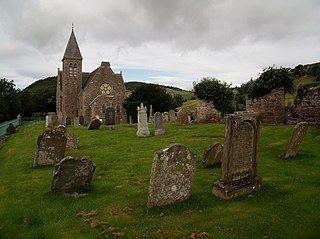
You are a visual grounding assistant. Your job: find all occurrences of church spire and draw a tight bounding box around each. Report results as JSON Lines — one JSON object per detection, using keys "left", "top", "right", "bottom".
{"left": 62, "top": 26, "right": 82, "bottom": 60}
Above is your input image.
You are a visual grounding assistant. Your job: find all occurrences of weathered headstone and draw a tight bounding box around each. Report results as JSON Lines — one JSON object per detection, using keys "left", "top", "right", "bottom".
{"left": 51, "top": 156, "right": 96, "bottom": 193}
{"left": 105, "top": 107, "right": 116, "bottom": 129}
{"left": 154, "top": 112, "right": 165, "bottom": 135}
{"left": 147, "top": 143, "right": 196, "bottom": 208}
{"left": 201, "top": 142, "right": 223, "bottom": 168}
{"left": 66, "top": 133, "right": 78, "bottom": 150}
{"left": 212, "top": 112, "right": 262, "bottom": 199}
{"left": 149, "top": 105, "right": 154, "bottom": 123}
{"left": 178, "top": 109, "right": 188, "bottom": 125}
{"left": 122, "top": 109, "right": 128, "bottom": 124}
{"left": 88, "top": 118, "right": 101, "bottom": 130}
{"left": 137, "top": 103, "right": 150, "bottom": 137}
{"left": 17, "top": 114, "right": 22, "bottom": 126}
{"left": 45, "top": 112, "right": 57, "bottom": 128}
{"left": 66, "top": 117, "right": 72, "bottom": 126}
{"left": 34, "top": 127, "right": 67, "bottom": 166}
{"left": 169, "top": 110, "right": 176, "bottom": 122}
{"left": 79, "top": 116, "right": 84, "bottom": 125}
{"left": 129, "top": 115, "right": 133, "bottom": 124}
{"left": 6, "top": 123, "right": 16, "bottom": 135}
{"left": 163, "top": 112, "right": 169, "bottom": 122}
{"left": 73, "top": 117, "right": 80, "bottom": 127}
{"left": 280, "top": 122, "right": 309, "bottom": 159}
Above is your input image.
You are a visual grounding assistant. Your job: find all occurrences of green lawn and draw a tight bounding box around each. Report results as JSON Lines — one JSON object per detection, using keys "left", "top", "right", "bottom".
{"left": 0, "top": 122, "right": 319, "bottom": 239}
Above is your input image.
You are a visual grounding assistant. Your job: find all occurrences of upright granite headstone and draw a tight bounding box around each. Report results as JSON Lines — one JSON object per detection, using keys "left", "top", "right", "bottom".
{"left": 66, "top": 133, "right": 78, "bottom": 150}
{"left": 149, "top": 105, "right": 154, "bottom": 123}
{"left": 178, "top": 109, "right": 188, "bottom": 125}
{"left": 280, "top": 122, "right": 309, "bottom": 159}
{"left": 212, "top": 112, "right": 262, "bottom": 199}
{"left": 169, "top": 110, "right": 176, "bottom": 122}
{"left": 147, "top": 143, "right": 196, "bottom": 208}
{"left": 51, "top": 156, "right": 96, "bottom": 193}
{"left": 201, "top": 142, "right": 223, "bottom": 168}
{"left": 88, "top": 118, "right": 101, "bottom": 130}
{"left": 154, "top": 112, "right": 165, "bottom": 135}
{"left": 137, "top": 103, "right": 150, "bottom": 137}
{"left": 105, "top": 107, "right": 116, "bottom": 129}
{"left": 34, "top": 127, "right": 67, "bottom": 166}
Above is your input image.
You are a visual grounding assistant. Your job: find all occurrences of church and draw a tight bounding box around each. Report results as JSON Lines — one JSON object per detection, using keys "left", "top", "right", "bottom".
{"left": 56, "top": 28, "right": 127, "bottom": 125}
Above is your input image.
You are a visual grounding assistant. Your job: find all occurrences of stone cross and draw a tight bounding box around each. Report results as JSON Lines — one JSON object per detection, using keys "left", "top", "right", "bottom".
{"left": 280, "top": 122, "right": 309, "bottom": 159}
{"left": 212, "top": 112, "right": 262, "bottom": 199}
{"left": 137, "top": 103, "right": 150, "bottom": 137}
{"left": 154, "top": 112, "right": 165, "bottom": 135}
{"left": 147, "top": 143, "right": 196, "bottom": 208}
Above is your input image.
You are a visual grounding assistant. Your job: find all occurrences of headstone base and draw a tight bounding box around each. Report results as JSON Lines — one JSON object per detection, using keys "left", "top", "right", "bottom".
{"left": 212, "top": 176, "right": 262, "bottom": 199}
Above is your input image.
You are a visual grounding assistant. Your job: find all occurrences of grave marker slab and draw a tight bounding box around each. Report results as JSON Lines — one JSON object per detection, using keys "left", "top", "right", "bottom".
{"left": 88, "top": 118, "right": 101, "bottom": 130}
{"left": 34, "top": 127, "right": 67, "bottom": 166}
{"left": 178, "top": 109, "right": 188, "bottom": 125}
{"left": 212, "top": 112, "right": 262, "bottom": 199}
{"left": 201, "top": 142, "right": 223, "bottom": 168}
{"left": 147, "top": 143, "right": 196, "bottom": 208}
{"left": 105, "top": 107, "right": 116, "bottom": 129}
{"left": 137, "top": 103, "right": 150, "bottom": 137}
{"left": 280, "top": 122, "right": 309, "bottom": 159}
{"left": 169, "top": 110, "right": 176, "bottom": 122}
{"left": 51, "top": 156, "right": 96, "bottom": 193}
{"left": 154, "top": 112, "right": 165, "bottom": 135}
{"left": 66, "top": 133, "right": 78, "bottom": 150}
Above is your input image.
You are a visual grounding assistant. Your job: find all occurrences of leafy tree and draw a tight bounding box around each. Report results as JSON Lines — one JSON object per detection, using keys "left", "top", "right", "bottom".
{"left": 248, "top": 66, "right": 294, "bottom": 99}
{"left": 193, "top": 77, "right": 234, "bottom": 115}
{"left": 173, "top": 94, "right": 185, "bottom": 108}
{"left": 0, "top": 78, "right": 21, "bottom": 121}
{"left": 124, "top": 84, "right": 177, "bottom": 117}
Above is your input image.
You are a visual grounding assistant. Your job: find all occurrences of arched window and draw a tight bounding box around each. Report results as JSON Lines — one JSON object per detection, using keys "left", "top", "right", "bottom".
{"left": 73, "top": 64, "right": 77, "bottom": 77}
{"left": 69, "top": 63, "right": 73, "bottom": 76}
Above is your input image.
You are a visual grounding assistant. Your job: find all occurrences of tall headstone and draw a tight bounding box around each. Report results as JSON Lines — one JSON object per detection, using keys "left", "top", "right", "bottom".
{"left": 169, "top": 110, "right": 176, "bottom": 122}
{"left": 129, "top": 115, "right": 133, "bottom": 124}
{"left": 79, "top": 116, "right": 84, "bottom": 125}
{"left": 51, "top": 156, "right": 96, "bottom": 193}
{"left": 154, "top": 112, "right": 165, "bottom": 135}
{"left": 163, "top": 112, "right": 169, "bottom": 122}
{"left": 137, "top": 103, "right": 150, "bottom": 137}
{"left": 280, "top": 122, "right": 309, "bottom": 159}
{"left": 17, "top": 114, "right": 22, "bottom": 126}
{"left": 149, "top": 105, "right": 154, "bottom": 123}
{"left": 147, "top": 143, "right": 196, "bottom": 208}
{"left": 34, "top": 127, "right": 67, "bottom": 166}
{"left": 73, "top": 117, "right": 80, "bottom": 127}
{"left": 178, "top": 109, "right": 188, "bottom": 125}
{"left": 45, "top": 112, "right": 56, "bottom": 128}
{"left": 201, "top": 142, "right": 223, "bottom": 168}
{"left": 212, "top": 112, "right": 262, "bottom": 199}
{"left": 105, "top": 107, "right": 116, "bottom": 129}
{"left": 88, "top": 118, "right": 101, "bottom": 130}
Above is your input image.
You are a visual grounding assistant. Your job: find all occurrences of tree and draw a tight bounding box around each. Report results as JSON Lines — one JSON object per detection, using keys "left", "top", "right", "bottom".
{"left": 248, "top": 66, "right": 294, "bottom": 99}
{"left": 0, "top": 78, "right": 21, "bottom": 121}
{"left": 193, "top": 77, "right": 234, "bottom": 115}
{"left": 124, "top": 84, "right": 177, "bottom": 119}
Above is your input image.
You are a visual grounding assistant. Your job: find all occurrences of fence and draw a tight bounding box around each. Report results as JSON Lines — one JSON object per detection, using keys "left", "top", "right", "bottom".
{"left": 0, "top": 117, "right": 45, "bottom": 136}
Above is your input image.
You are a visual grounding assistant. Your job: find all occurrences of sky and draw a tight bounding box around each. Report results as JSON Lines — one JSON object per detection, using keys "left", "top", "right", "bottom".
{"left": 0, "top": 0, "right": 319, "bottom": 90}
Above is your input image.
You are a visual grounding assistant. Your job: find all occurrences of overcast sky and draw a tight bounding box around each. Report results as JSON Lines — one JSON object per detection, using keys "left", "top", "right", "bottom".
{"left": 0, "top": 0, "right": 319, "bottom": 90}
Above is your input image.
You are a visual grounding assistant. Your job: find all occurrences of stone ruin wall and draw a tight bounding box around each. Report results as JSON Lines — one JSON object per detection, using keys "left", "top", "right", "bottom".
{"left": 246, "top": 88, "right": 286, "bottom": 125}
{"left": 291, "top": 86, "right": 320, "bottom": 127}
{"left": 196, "top": 99, "right": 223, "bottom": 123}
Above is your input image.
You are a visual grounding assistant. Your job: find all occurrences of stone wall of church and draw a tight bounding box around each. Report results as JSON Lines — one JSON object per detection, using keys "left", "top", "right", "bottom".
{"left": 79, "top": 62, "right": 126, "bottom": 121}
{"left": 246, "top": 88, "right": 286, "bottom": 125}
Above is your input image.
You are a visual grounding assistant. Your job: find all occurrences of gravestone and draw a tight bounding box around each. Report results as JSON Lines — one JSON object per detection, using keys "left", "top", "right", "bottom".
{"left": 201, "top": 142, "right": 223, "bottom": 168}
{"left": 137, "top": 103, "right": 150, "bottom": 137}
{"left": 79, "top": 116, "right": 84, "bottom": 125}
{"left": 73, "top": 117, "right": 80, "bottom": 127}
{"left": 178, "top": 109, "right": 188, "bottom": 125}
{"left": 149, "top": 105, "right": 154, "bottom": 123}
{"left": 51, "top": 156, "right": 96, "bottom": 193}
{"left": 129, "top": 115, "right": 133, "bottom": 124}
{"left": 66, "top": 133, "right": 78, "bottom": 150}
{"left": 154, "top": 112, "right": 165, "bottom": 135}
{"left": 66, "top": 117, "right": 72, "bottom": 126}
{"left": 163, "top": 112, "right": 169, "bottom": 122}
{"left": 105, "top": 107, "right": 116, "bottom": 129}
{"left": 45, "top": 112, "right": 56, "bottom": 128}
{"left": 169, "top": 110, "right": 176, "bottom": 122}
{"left": 6, "top": 123, "right": 16, "bottom": 135}
{"left": 17, "top": 114, "right": 22, "bottom": 126}
{"left": 280, "top": 122, "right": 309, "bottom": 159}
{"left": 34, "top": 127, "right": 67, "bottom": 166}
{"left": 84, "top": 116, "right": 90, "bottom": 126}
{"left": 147, "top": 143, "right": 196, "bottom": 208}
{"left": 88, "top": 118, "right": 101, "bottom": 130}
{"left": 122, "top": 109, "right": 128, "bottom": 124}
{"left": 212, "top": 112, "right": 262, "bottom": 199}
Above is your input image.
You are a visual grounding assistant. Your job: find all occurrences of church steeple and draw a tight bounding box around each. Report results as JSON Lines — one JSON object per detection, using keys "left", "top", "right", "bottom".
{"left": 62, "top": 27, "right": 82, "bottom": 60}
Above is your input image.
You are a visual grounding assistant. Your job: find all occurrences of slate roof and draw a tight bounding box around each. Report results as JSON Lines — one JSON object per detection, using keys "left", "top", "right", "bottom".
{"left": 63, "top": 29, "right": 82, "bottom": 60}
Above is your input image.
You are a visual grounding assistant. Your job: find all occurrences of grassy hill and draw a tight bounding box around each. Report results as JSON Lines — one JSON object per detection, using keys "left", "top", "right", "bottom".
{"left": 0, "top": 122, "right": 319, "bottom": 238}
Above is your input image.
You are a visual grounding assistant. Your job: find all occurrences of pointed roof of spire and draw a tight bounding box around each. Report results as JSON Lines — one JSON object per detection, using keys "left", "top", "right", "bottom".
{"left": 62, "top": 27, "right": 82, "bottom": 60}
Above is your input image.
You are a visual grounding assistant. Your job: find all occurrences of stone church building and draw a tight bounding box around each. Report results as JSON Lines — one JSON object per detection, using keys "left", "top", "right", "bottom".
{"left": 56, "top": 28, "right": 126, "bottom": 125}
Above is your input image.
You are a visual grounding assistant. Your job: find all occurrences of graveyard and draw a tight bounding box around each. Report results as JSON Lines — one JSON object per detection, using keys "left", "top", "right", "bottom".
{"left": 0, "top": 121, "right": 319, "bottom": 238}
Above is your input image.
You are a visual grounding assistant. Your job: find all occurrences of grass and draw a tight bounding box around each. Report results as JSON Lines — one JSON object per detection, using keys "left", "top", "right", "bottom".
{"left": 0, "top": 122, "right": 319, "bottom": 239}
